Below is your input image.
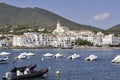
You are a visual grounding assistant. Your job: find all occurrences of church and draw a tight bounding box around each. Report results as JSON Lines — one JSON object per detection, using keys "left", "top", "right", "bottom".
{"left": 52, "top": 21, "right": 70, "bottom": 35}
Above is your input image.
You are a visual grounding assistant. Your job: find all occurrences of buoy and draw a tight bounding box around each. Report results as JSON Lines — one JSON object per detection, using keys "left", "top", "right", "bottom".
{"left": 27, "top": 56, "right": 30, "bottom": 59}
{"left": 48, "top": 66, "right": 51, "bottom": 70}
{"left": 42, "top": 57, "right": 44, "bottom": 61}
{"left": 56, "top": 70, "right": 60, "bottom": 75}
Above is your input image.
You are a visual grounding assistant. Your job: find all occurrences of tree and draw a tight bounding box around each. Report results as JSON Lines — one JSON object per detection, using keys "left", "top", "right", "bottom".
{"left": 75, "top": 39, "right": 93, "bottom": 46}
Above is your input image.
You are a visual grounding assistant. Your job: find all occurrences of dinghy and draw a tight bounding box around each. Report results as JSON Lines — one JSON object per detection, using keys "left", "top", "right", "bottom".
{"left": 3, "top": 64, "right": 48, "bottom": 80}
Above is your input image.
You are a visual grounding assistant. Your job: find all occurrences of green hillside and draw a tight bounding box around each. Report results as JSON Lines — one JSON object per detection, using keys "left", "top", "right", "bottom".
{"left": 106, "top": 24, "right": 120, "bottom": 37}
{"left": 0, "top": 3, "right": 103, "bottom": 34}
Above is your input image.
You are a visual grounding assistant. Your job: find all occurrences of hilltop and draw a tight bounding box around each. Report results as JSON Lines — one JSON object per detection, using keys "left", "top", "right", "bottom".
{"left": 106, "top": 24, "right": 120, "bottom": 37}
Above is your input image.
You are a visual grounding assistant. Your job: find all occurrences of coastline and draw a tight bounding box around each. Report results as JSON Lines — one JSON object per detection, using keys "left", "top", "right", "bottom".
{"left": 0, "top": 46, "right": 120, "bottom": 50}
{"left": 74, "top": 46, "right": 120, "bottom": 50}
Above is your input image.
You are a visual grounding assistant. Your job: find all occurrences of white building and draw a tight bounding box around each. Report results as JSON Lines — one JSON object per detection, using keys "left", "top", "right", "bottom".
{"left": 102, "top": 34, "right": 120, "bottom": 45}
{"left": 94, "top": 32, "right": 104, "bottom": 46}
{"left": 0, "top": 40, "right": 2, "bottom": 47}
{"left": 24, "top": 32, "right": 39, "bottom": 46}
{"left": 52, "top": 21, "right": 70, "bottom": 35}
{"left": 77, "top": 31, "right": 95, "bottom": 43}
{"left": 13, "top": 35, "right": 27, "bottom": 47}
{"left": 12, "top": 21, "right": 120, "bottom": 48}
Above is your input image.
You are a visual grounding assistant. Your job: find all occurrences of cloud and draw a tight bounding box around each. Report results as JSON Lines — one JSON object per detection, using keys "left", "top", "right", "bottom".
{"left": 93, "top": 12, "right": 111, "bottom": 22}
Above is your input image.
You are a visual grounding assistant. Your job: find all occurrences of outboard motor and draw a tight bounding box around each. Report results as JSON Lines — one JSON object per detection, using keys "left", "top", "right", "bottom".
{"left": 5, "top": 72, "right": 12, "bottom": 80}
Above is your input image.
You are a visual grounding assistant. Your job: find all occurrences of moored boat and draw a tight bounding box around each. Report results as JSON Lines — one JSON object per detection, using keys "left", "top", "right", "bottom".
{"left": 14, "top": 52, "right": 27, "bottom": 60}
{"left": 0, "top": 52, "right": 11, "bottom": 56}
{"left": 43, "top": 53, "right": 54, "bottom": 57}
{"left": 14, "top": 52, "right": 35, "bottom": 60}
{"left": 3, "top": 64, "right": 48, "bottom": 80}
{"left": 111, "top": 55, "right": 120, "bottom": 63}
{"left": 0, "top": 56, "right": 8, "bottom": 64}
{"left": 67, "top": 53, "right": 80, "bottom": 59}
{"left": 85, "top": 55, "right": 98, "bottom": 61}
{"left": 26, "top": 52, "right": 35, "bottom": 56}
{"left": 54, "top": 53, "right": 63, "bottom": 58}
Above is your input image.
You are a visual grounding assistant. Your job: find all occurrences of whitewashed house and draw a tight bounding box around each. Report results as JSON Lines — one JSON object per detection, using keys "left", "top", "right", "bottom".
{"left": 24, "top": 32, "right": 39, "bottom": 46}
{"left": 45, "top": 34, "right": 55, "bottom": 47}
{"left": 102, "top": 34, "right": 120, "bottom": 45}
{"left": 66, "top": 31, "right": 77, "bottom": 42}
{"left": 87, "top": 34, "right": 96, "bottom": 43}
{"left": 38, "top": 34, "right": 49, "bottom": 47}
{"left": 0, "top": 40, "right": 2, "bottom": 47}
{"left": 94, "top": 32, "right": 104, "bottom": 46}
{"left": 38, "top": 34, "right": 47, "bottom": 46}
{"left": 13, "top": 35, "right": 27, "bottom": 47}
{"left": 53, "top": 34, "right": 76, "bottom": 48}
{"left": 77, "top": 30, "right": 95, "bottom": 41}
{"left": 48, "top": 35, "right": 57, "bottom": 47}
{"left": 38, "top": 28, "right": 45, "bottom": 32}
{"left": 37, "top": 34, "right": 55, "bottom": 47}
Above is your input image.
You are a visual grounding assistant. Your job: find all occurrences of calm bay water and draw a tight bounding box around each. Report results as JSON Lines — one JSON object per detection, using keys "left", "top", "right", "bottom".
{"left": 0, "top": 48, "right": 120, "bottom": 80}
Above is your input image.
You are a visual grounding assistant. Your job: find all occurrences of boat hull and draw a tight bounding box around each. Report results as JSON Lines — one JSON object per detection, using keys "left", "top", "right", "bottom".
{"left": 0, "top": 59, "right": 8, "bottom": 64}
{"left": 3, "top": 69, "right": 48, "bottom": 80}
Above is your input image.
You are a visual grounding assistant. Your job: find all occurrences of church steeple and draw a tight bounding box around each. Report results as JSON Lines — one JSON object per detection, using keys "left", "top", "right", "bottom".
{"left": 57, "top": 20, "right": 60, "bottom": 28}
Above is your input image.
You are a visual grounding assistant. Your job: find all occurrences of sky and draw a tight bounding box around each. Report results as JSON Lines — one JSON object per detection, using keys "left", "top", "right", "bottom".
{"left": 0, "top": 0, "right": 120, "bottom": 30}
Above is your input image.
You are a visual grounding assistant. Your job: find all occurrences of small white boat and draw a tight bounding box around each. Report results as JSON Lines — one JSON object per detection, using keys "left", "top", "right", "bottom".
{"left": 20, "top": 52, "right": 27, "bottom": 55}
{"left": 54, "top": 53, "right": 63, "bottom": 58}
{"left": 43, "top": 53, "right": 54, "bottom": 57}
{"left": 26, "top": 52, "right": 35, "bottom": 56}
{"left": 111, "top": 55, "right": 120, "bottom": 63}
{"left": 68, "top": 53, "right": 80, "bottom": 59}
{"left": 85, "top": 55, "right": 98, "bottom": 61}
{"left": 15, "top": 55, "right": 27, "bottom": 60}
{"left": 15, "top": 52, "right": 35, "bottom": 60}
{"left": 0, "top": 56, "right": 8, "bottom": 64}
{"left": 15, "top": 53, "right": 27, "bottom": 60}
{"left": 0, "top": 52, "right": 11, "bottom": 56}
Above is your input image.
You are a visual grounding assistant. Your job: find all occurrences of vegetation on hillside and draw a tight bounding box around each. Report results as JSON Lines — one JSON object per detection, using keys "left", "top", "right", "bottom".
{"left": 0, "top": 25, "right": 49, "bottom": 35}
{"left": 106, "top": 24, "right": 120, "bottom": 37}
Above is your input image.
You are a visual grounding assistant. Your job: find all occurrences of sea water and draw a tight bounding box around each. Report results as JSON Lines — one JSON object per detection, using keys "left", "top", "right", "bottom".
{"left": 0, "top": 48, "right": 120, "bottom": 80}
